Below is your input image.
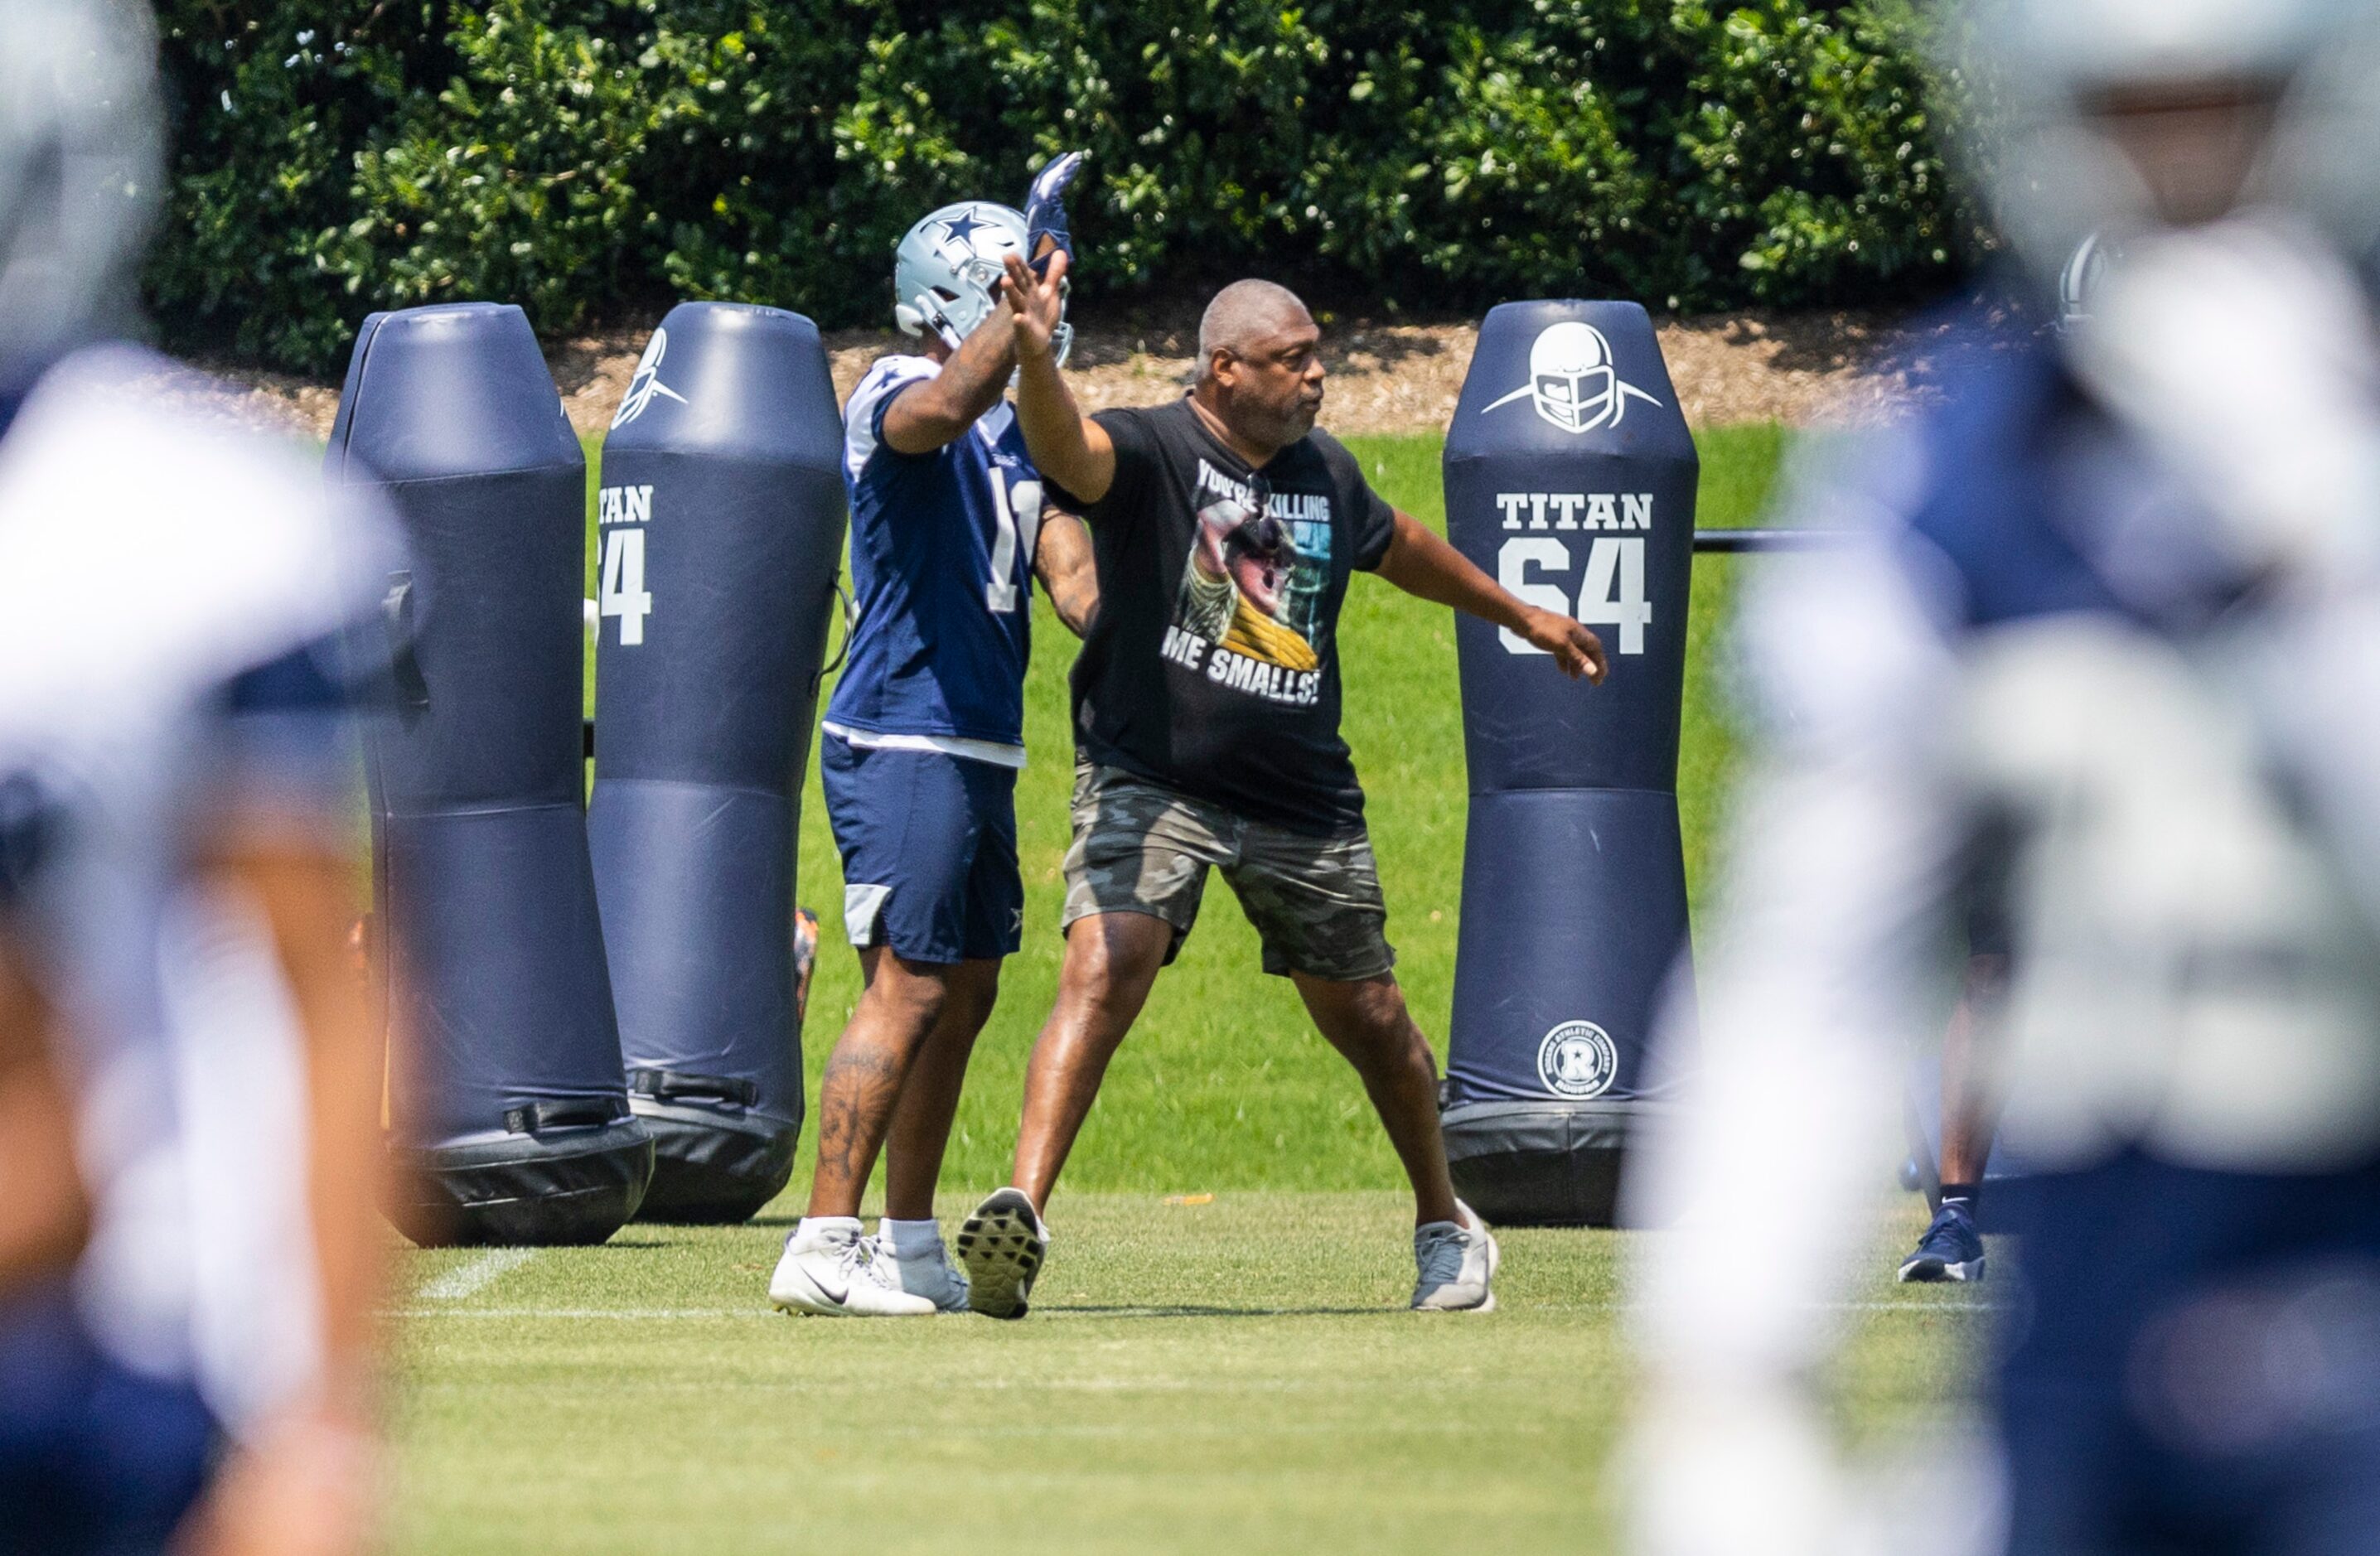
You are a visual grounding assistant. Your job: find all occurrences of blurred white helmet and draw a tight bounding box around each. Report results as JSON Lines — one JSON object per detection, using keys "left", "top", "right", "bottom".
{"left": 892, "top": 201, "right": 1071, "bottom": 366}
{"left": 1953, "top": 0, "right": 2380, "bottom": 284}
{"left": 0, "top": 0, "right": 162, "bottom": 392}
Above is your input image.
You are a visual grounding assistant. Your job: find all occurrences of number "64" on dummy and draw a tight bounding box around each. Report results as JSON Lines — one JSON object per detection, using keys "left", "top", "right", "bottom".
{"left": 1497, "top": 536, "right": 1650, "bottom": 655}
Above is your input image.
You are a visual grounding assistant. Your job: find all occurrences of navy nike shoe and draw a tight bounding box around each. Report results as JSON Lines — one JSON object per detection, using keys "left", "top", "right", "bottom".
{"left": 1899, "top": 1203, "right": 1986, "bottom": 1283}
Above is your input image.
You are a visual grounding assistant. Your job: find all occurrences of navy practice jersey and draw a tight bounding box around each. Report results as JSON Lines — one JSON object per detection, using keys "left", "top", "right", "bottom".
{"left": 828, "top": 355, "right": 1042, "bottom": 752}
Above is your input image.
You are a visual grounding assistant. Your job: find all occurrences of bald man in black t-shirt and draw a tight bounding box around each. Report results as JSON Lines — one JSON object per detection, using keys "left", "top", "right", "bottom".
{"left": 947, "top": 263, "right": 1608, "bottom": 1319}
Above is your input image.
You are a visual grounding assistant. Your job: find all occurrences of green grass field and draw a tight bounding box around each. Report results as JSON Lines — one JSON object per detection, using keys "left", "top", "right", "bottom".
{"left": 384, "top": 420, "right": 1971, "bottom": 1554}
{"left": 393, "top": 1196, "right": 1977, "bottom": 1555}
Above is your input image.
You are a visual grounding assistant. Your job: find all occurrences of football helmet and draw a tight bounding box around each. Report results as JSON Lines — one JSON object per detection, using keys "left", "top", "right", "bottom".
{"left": 892, "top": 202, "right": 1071, "bottom": 366}
{"left": 0, "top": 0, "right": 162, "bottom": 393}
{"left": 1951, "top": 0, "right": 2380, "bottom": 288}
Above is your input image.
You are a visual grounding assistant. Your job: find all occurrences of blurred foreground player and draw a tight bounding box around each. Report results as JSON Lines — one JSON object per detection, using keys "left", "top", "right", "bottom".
{"left": 1629, "top": 2, "right": 2380, "bottom": 1552}
{"left": 767, "top": 166, "right": 1096, "bottom": 1317}
{"left": 0, "top": 5, "right": 397, "bottom": 1550}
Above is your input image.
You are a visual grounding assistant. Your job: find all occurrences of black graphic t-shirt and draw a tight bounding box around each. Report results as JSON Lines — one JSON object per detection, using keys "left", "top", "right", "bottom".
{"left": 1054, "top": 397, "right": 1397, "bottom": 833}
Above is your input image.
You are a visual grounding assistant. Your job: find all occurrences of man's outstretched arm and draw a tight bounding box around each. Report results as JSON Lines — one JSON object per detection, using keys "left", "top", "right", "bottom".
{"left": 1001, "top": 251, "right": 1115, "bottom": 504}
{"left": 1033, "top": 510, "right": 1099, "bottom": 638}
{"left": 1372, "top": 511, "right": 1608, "bottom": 683}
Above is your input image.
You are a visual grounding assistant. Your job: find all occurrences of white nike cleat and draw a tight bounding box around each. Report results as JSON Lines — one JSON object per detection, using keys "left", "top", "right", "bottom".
{"left": 1411, "top": 1200, "right": 1499, "bottom": 1312}
{"left": 768, "top": 1220, "right": 936, "bottom": 1317}
{"left": 868, "top": 1230, "right": 973, "bottom": 1315}
{"left": 955, "top": 1187, "right": 1048, "bottom": 1320}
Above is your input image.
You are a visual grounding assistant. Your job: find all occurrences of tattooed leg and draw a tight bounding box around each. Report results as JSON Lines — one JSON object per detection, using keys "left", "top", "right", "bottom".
{"left": 880, "top": 958, "right": 1001, "bottom": 1221}
{"left": 805, "top": 946, "right": 952, "bottom": 1220}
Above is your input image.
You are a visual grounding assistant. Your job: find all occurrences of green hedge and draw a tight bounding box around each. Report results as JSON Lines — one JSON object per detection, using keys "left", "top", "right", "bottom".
{"left": 148, "top": 1, "right": 1973, "bottom": 375}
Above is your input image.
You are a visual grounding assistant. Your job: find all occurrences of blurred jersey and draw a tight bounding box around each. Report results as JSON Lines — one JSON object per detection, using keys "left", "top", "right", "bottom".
{"left": 829, "top": 355, "right": 1040, "bottom": 761}
{"left": 1629, "top": 220, "right": 2380, "bottom": 1556}
{"left": 0, "top": 346, "right": 391, "bottom": 1549}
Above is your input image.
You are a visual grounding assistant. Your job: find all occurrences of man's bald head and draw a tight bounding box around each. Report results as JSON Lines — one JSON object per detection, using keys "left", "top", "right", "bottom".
{"left": 1191, "top": 278, "right": 1326, "bottom": 455}
{"left": 1197, "top": 280, "right": 1313, "bottom": 379}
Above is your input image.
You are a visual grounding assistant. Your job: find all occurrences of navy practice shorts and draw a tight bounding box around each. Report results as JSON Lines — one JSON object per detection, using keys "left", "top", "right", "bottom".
{"left": 0, "top": 1283, "right": 221, "bottom": 1555}
{"left": 821, "top": 733, "right": 1023, "bottom": 965}
{"left": 1997, "top": 1151, "right": 2380, "bottom": 1556}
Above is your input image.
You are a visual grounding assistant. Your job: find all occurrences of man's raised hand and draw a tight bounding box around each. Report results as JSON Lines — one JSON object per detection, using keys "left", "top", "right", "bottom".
{"left": 1002, "top": 249, "right": 1068, "bottom": 363}
{"left": 1518, "top": 608, "right": 1608, "bottom": 683}
{"left": 999, "top": 246, "right": 1116, "bottom": 503}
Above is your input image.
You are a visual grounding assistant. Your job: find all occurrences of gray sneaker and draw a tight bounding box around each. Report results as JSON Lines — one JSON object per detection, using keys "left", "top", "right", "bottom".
{"left": 869, "top": 1230, "right": 973, "bottom": 1314}
{"left": 1411, "top": 1200, "right": 1498, "bottom": 1312}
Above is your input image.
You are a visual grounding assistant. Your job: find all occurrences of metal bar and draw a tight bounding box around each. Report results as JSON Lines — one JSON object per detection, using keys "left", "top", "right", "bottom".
{"left": 1691, "top": 528, "right": 1853, "bottom": 553}
{"left": 579, "top": 535, "right": 1831, "bottom": 771}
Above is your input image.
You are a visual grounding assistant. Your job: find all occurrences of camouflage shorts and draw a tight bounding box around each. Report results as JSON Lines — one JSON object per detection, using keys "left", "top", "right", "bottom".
{"left": 1062, "top": 762, "right": 1396, "bottom": 982}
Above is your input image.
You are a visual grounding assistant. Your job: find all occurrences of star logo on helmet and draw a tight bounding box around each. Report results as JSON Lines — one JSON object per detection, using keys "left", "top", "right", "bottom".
{"left": 936, "top": 209, "right": 991, "bottom": 249}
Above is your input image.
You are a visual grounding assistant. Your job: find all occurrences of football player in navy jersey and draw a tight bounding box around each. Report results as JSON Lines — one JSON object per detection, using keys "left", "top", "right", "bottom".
{"left": 769, "top": 187, "right": 1096, "bottom": 1317}
{"left": 0, "top": 6, "right": 401, "bottom": 1549}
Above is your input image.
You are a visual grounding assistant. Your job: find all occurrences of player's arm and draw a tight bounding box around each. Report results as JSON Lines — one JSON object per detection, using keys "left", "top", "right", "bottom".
{"left": 179, "top": 811, "right": 384, "bottom": 1556}
{"left": 1033, "top": 508, "right": 1099, "bottom": 638}
{"left": 216, "top": 824, "right": 383, "bottom": 1404}
{"left": 0, "top": 942, "right": 87, "bottom": 1294}
{"left": 174, "top": 678, "right": 385, "bottom": 1555}
{"left": 1371, "top": 510, "right": 1608, "bottom": 683}
{"left": 1001, "top": 250, "right": 1115, "bottom": 504}
{"left": 881, "top": 304, "right": 1021, "bottom": 456}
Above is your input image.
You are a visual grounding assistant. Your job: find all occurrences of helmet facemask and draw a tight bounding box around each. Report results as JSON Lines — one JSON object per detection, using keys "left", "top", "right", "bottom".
{"left": 1532, "top": 363, "right": 1616, "bottom": 433}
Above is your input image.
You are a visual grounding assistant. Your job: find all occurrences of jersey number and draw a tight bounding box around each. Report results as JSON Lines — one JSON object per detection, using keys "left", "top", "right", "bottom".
{"left": 600, "top": 527, "right": 654, "bottom": 646}
{"left": 1497, "top": 536, "right": 1650, "bottom": 656}
{"left": 984, "top": 476, "right": 1042, "bottom": 616}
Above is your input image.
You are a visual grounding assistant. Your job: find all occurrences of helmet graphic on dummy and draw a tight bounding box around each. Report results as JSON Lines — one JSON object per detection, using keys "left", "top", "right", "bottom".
{"left": 1528, "top": 322, "right": 1624, "bottom": 433}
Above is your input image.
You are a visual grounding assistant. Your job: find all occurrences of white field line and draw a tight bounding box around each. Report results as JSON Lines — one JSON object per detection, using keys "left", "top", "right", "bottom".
{"left": 414, "top": 1249, "right": 540, "bottom": 1302}
{"left": 388, "top": 1297, "right": 1997, "bottom": 1321}
{"left": 389, "top": 1306, "right": 754, "bottom": 1320}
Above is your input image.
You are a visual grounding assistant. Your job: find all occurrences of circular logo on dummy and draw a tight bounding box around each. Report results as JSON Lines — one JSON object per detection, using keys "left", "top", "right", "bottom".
{"left": 1536, "top": 1021, "right": 1618, "bottom": 1099}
